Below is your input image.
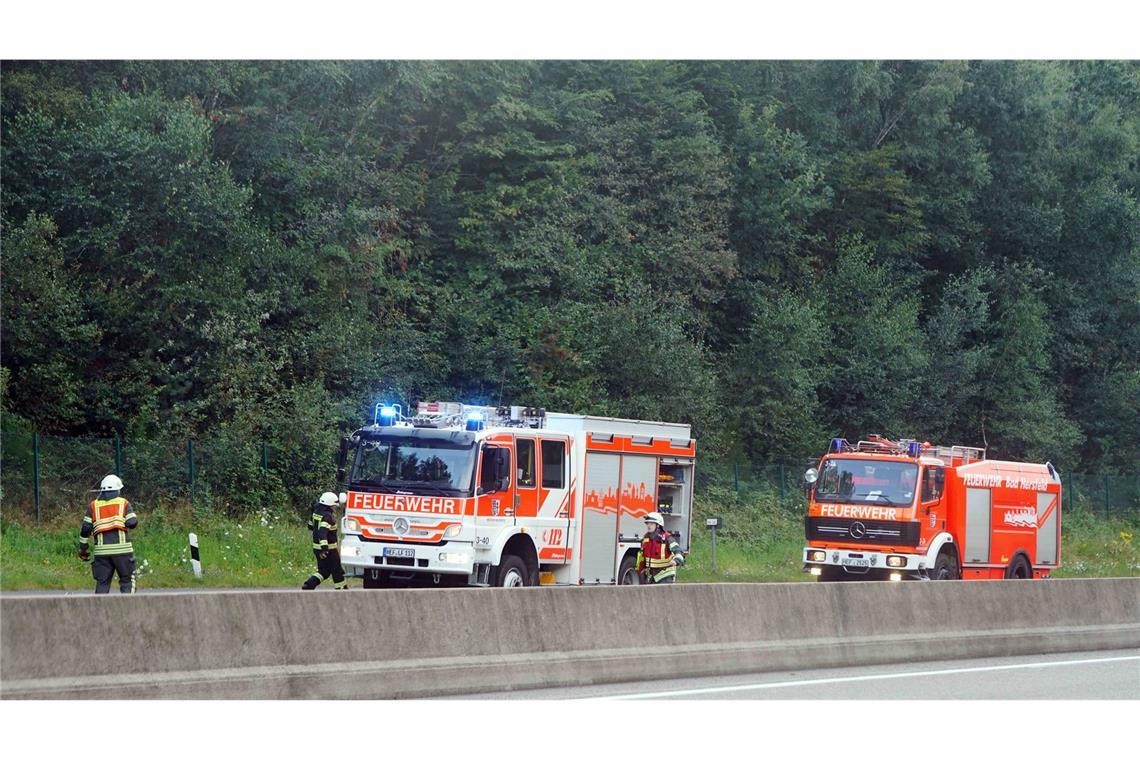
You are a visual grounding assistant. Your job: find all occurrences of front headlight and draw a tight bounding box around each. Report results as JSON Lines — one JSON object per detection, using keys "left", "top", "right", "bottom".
{"left": 343, "top": 517, "right": 360, "bottom": 533}
{"left": 807, "top": 550, "right": 826, "bottom": 563}
{"left": 438, "top": 552, "right": 467, "bottom": 564}
{"left": 341, "top": 545, "right": 360, "bottom": 558}
{"left": 443, "top": 524, "right": 461, "bottom": 538}
{"left": 887, "top": 555, "right": 906, "bottom": 568}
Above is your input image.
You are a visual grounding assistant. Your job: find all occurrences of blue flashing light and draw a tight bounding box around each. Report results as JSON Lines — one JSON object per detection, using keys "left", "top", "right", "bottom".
{"left": 374, "top": 403, "right": 399, "bottom": 425}
{"left": 465, "top": 410, "right": 485, "bottom": 431}
{"left": 830, "top": 437, "right": 845, "bottom": 453}
{"left": 907, "top": 442, "right": 921, "bottom": 457}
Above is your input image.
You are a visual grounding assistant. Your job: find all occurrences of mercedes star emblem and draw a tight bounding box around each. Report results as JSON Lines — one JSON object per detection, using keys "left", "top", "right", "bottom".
{"left": 849, "top": 521, "right": 867, "bottom": 539}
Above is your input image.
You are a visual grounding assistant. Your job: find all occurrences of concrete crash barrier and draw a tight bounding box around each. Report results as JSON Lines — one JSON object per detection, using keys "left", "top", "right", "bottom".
{"left": 2, "top": 578, "right": 1138, "bottom": 699}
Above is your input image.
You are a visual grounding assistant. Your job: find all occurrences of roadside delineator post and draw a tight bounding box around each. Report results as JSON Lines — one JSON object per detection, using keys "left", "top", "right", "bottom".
{"left": 189, "top": 532, "right": 202, "bottom": 578}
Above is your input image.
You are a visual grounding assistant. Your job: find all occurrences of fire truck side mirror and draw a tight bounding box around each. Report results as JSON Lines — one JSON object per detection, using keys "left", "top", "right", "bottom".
{"left": 335, "top": 432, "right": 348, "bottom": 480}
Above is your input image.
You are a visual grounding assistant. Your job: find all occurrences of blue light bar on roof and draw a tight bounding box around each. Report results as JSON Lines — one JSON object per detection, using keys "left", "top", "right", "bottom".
{"left": 465, "top": 410, "right": 485, "bottom": 431}
{"left": 374, "top": 403, "right": 400, "bottom": 425}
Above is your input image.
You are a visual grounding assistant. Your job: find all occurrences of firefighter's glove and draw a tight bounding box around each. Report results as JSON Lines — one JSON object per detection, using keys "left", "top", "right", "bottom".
{"left": 319, "top": 551, "right": 329, "bottom": 560}
{"left": 78, "top": 549, "right": 90, "bottom": 562}
{"left": 673, "top": 554, "right": 686, "bottom": 567}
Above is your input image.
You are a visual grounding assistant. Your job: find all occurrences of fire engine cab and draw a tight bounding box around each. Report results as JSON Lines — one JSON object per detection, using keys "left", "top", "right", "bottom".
{"left": 335, "top": 402, "right": 695, "bottom": 588}
{"left": 802, "top": 435, "right": 1062, "bottom": 581}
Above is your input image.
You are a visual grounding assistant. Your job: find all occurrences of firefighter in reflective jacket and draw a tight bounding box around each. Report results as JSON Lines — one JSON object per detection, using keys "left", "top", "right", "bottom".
{"left": 302, "top": 492, "right": 347, "bottom": 590}
{"left": 637, "top": 512, "right": 685, "bottom": 584}
{"left": 79, "top": 474, "right": 139, "bottom": 594}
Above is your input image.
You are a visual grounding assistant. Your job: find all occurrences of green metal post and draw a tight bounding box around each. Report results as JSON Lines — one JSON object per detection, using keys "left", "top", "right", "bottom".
{"left": 261, "top": 442, "right": 269, "bottom": 472}
{"left": 32, "top": 432, "right": 41, "bottom": 522}
{"left": 1104, "top": 474, "right": 1110, "bottom": 515}
{"left": 188, "top": 440, "right": 196, "bottom": 486}
{"left": 114, "top": 433, "right": 122, "bottom": 476}
{"left": 779, "top": 464, "right": 786, "bottom": 502}
{"left": 733, "top": 463, "right": 739, "bottom": 492}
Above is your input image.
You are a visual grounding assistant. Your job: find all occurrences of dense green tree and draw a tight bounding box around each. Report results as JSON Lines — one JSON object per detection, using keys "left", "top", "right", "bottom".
{"left": 2, "top": 60, "right": 1137, "bottom": 482}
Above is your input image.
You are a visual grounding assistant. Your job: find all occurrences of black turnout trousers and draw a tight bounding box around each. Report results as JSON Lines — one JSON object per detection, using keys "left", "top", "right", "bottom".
{"left": 92, "top": 553, "right": 136, "bottom": 594}
{"left": 302, "top": 548, "right": 345, "bottom": 589}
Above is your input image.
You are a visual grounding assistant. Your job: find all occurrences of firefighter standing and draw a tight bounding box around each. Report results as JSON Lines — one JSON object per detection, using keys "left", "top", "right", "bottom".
{"left": 79, "top": 474, "right": 139, "bottom": 594}
{"left": 302, "top": 492, "right": 348, "bottom": 590}
{"left": 636, "top": 511, "right": 685, "bottom": 584}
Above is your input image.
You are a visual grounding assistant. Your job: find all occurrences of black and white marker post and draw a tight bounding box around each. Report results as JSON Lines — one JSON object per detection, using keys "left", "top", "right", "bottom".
{"left": 188, "top": 532, "right": 202, "bottom": 578}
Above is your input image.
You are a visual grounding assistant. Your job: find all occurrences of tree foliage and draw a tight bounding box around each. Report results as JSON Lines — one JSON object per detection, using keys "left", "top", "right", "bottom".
{"left": 3, "top": 61, "right": 1137, "bottom": 474}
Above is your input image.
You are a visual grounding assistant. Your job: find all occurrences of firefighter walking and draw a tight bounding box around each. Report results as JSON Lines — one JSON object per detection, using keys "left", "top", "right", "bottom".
{"left": 637, "top": 511, "right": 685, "bottom": 584}
{"left": 79, "top": 474, "right": 139, "bottom": 594}
{"left": 302, "top": 492, "right": 348, "bottom": 590}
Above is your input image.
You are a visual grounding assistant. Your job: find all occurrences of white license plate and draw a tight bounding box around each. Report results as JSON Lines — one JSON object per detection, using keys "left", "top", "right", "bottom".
{"left": 841, "top": 557, "right": 870, "bottom": 568}
{"left": 383, "top": 547, "right": 415, "bottom": 558}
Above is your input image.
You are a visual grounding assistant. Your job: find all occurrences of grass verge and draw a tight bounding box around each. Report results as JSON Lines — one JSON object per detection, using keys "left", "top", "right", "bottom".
{"left": 1, "top": 491, "right": 1135, "bottom": 590}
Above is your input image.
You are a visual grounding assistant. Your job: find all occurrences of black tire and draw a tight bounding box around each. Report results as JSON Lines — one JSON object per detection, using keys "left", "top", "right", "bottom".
{"left": 493, "top": 554, "right": 531, "bottom": 587}
{"left": 932, "top": 550, "right": 960, "bottom": 580}
{"left": 618, "top": 554, "right": 641, "bottom": 585}
{"left": 1006, "top": 555, "right": 1031, "bottom": 579}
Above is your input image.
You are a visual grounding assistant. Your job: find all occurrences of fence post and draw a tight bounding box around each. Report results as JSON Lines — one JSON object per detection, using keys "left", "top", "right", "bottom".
{"left": 1104, "top": 474, "right": 1110, "bottom": 515}
{"left": 733, "top": 463, "right": 739, "bottom": 492}
{"left": 32, "top": 432, "right": 41, "bottom": 522}
{"left": 261, "top": 442, "right": 269, "bottom": 472}
{"left": 779, "top": 464, "right": 786, "bottom": 503}
{"left": 187, "top": 440, "right": 196, "bottom": 487}
{"left": 114, "top": 433, "right": 122, "bottom": 476}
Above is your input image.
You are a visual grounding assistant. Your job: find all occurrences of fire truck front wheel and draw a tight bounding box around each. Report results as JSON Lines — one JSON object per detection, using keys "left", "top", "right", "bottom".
{"left": 493, "top": 555, "right": 532, "bottom": 587}
{"left": 932, "top": 549, "right": 960, "bottom": 580}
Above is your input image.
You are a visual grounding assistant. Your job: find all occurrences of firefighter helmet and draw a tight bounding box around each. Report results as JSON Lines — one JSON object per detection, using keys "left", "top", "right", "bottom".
{"left": 644, "top": 512, "right": 665, "bottom": 528}
{"left": 97, "top": 474, "right": 124, "bottom": 492}
{"left": 318, "top": 492, "right": 338, "bottom": 507}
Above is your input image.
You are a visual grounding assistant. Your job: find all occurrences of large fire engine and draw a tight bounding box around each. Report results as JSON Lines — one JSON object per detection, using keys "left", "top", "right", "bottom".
{"left": 801, "top": 435, "right": 1062, "bottom": 581}
{"left": 334, "top": 402, "right": 696, "bottom": 587}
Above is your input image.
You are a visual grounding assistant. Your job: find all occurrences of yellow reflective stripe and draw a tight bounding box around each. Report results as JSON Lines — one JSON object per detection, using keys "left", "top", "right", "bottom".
{"left": 91, "top": 544, "right": 133, "bottom": 555}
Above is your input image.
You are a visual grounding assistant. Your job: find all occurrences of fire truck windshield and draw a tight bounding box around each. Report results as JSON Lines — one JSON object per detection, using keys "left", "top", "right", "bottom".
{"left": 814, "top": 458, "right": 917, "bottom": 506}
{"left": 350, "top": 436, "right": 476, "bottom": 495}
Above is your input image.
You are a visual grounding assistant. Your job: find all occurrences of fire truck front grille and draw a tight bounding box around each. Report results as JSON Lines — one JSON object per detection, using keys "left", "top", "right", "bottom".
{"left": 805, "top": 517, "right": 920, "bottom": 546}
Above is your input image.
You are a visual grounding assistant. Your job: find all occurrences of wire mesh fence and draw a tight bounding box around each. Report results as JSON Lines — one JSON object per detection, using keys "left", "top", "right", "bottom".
{"left": 2, "top": 430, "right": 1138, "bottom": 521}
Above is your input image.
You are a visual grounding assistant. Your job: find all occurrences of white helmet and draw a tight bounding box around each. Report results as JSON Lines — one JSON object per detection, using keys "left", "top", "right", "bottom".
{"left": 98, "top": 474, "right": 124, "bottom": 492}
{"left": 318, "top": 492, "right": 338, "bottom": 507}
{"left": 644, "top": 512, "right": 665, "bottom": 528}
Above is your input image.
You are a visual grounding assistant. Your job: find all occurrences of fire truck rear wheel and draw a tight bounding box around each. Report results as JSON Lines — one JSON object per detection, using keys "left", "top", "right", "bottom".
{"left": 1006, "top": 555, "right": 1031, "bottom": 579}
{"left": 494, "top": 555, "right": 531, "bottom": 587}
{"left": 932, "top": 550, "right": 960, "bottom": 580}
{"left": 618, "top": 554, "right": 640, "bottom": 585}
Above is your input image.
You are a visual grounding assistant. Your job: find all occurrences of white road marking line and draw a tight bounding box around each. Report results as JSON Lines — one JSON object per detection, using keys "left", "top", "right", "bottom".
{"left": 581, "top": 654, "right": 1140, "bottom": 700}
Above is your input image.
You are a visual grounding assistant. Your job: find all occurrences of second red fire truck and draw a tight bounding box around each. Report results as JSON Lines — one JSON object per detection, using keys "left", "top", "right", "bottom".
{"left": 802, "top": 435, "right": 1062, "bottom": 581}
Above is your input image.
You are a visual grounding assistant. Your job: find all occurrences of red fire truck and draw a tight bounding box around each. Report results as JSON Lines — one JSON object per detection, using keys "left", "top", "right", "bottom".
{"left": 334, "top": 402, "right": 695, "bottom": 587}
{"left": 802, "top": 435, "right": 1062, "bottom": 581}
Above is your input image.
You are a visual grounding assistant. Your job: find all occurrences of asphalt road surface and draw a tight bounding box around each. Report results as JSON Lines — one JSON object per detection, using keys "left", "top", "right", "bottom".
{"left": 444, "top": 649, "right": 1140, "bottom": 700}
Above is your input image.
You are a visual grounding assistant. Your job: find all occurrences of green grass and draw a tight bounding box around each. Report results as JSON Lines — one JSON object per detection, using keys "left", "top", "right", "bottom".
{"left": 0, "top": 502, "right": 322, "bottom": 591}
{"left": 1, "top": 492, "right": 1136, "bottom": 590}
